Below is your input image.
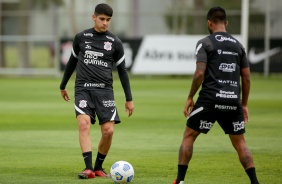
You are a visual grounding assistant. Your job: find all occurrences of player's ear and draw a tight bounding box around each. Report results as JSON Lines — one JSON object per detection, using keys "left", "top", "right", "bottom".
{"left": 207, "top": 20, "right": 212, "bottom": 28}
{"left": 92, "top": 14, "right": 96, "bottom": 21}
{"left": 225, "top": 20, "right": 228, "bottom": 27}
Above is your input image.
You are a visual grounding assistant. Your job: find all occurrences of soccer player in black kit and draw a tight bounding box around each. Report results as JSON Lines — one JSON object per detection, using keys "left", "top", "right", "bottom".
{"left": 60, "top": 3, "right": 134, "bottom": 179}
{"left": 173, "top": 7, "right": 259, "bottom": 184}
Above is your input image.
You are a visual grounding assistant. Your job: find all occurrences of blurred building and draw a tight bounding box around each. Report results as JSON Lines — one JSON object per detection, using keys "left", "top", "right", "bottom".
{"left": 1, "top": 0, "right": 282, "bottom": 38}
{"left": 0, "top": 0, "right": 281, "bottom": 76}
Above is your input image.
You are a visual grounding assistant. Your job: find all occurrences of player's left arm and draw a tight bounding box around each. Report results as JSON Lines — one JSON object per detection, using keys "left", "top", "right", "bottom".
{"left": 184, "top": 61, "right": 206, "bottom": 117}
{"left": 60, "top": 35, "right": 80, "bottom": 101}
{"left": 114, "top": 39, "right": 134, "bottom": 117}
{"left": 184, "top": 40, "right": 208, "bottom": 117}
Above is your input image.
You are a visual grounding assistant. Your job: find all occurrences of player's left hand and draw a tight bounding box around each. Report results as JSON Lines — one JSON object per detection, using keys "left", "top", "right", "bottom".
{"left": 60, "top": 89, "right": 70, "bottom": 101}
{"left": 125, "top": 101, "right": 134, "bottom": 117}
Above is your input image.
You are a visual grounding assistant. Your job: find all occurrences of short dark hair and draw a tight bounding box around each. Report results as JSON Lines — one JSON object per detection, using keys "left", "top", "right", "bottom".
{"left": 207, "top": 6, "right": 226, "bottom": 23}
{"left": 94, "top": 3, "right": 113, "bottom": 17}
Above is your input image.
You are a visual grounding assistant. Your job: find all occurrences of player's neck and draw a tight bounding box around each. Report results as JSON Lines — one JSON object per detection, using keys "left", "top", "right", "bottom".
{"left": 212, "top": 30, "right": 226, "bottom": 34}
{"left": 93, "top": 26, "right": 107, "bottom": 33}
{"left": 213, "top": 24, "right": 226, "bottom": 33}
{"left": 212, "top": 24, "right": 226, "bottom": 33}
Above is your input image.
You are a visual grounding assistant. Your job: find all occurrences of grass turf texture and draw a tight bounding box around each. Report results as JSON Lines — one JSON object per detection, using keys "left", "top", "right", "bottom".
{"left": 0, "top": 74, "right": 281, "bottom": 184}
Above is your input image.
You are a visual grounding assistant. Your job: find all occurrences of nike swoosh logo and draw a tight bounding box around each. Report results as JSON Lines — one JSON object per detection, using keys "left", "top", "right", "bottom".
{"left": 248, "top": 47, "right": 281, "bottom": 64}
{"left": 85, "top": 41, "right": 92, "bottom": 44}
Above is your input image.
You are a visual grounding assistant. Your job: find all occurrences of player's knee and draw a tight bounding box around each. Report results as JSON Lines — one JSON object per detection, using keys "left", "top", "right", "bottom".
{"left": 183, "top": 127, "right": 199, "bottom": 140}
{"left": 102, "top": 128, "right": 114, "bottom": 139}
{"left": 104, "top": 128, "right": 114, "bottom": 137}
{"left": 101, "top": 121, "right": 114, "bottom": 139}
{"left": 78, "top": 121, "right": 90, "bottom": 132}
{"left": 230, "top": 135, "right": 247, "bottom": 149}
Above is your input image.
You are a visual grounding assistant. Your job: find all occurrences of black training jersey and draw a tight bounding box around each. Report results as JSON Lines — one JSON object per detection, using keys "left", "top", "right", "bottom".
{"left": 195, "top": 32, "right": 249, "bottom": 106}
{"left": 60, "top": 28, "right": 132, "bottom": 101}
{"left": 72, "top": 28, "right": 125, "bottom": 90}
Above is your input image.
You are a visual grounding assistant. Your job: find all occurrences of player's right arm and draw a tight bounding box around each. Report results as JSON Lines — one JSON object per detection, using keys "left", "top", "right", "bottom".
{"left": 240, "top": 47, "right": 250, "bottom": 123}
{"left": 60, "top": 34, "right": 80, "bottom": 101}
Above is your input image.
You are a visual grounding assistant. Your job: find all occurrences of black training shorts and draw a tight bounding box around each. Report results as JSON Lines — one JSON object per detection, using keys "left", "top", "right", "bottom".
{"left": 187, "top": 103, "right": 245, "bottom": 135}
{"left": 74, "top": 89, "right": 120, "bottom": 124}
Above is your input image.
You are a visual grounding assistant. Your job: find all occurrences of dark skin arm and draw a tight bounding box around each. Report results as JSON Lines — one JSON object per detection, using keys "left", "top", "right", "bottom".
{"left": 184, "top": 61, "right": 207, "bottom": 117}
{"left": 241, "top": 67, "right": 251, "bottom": 123}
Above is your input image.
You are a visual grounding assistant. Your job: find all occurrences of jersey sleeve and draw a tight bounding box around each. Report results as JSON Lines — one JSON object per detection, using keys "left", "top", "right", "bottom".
{"left": 240, "top": 45, "right": 250, "bottom": 69}
{"left": 195, "top": 37, "right": 213, "bottom": 63}
{"left": 59, "top": 34, "right": 80, "bottom": 90}
{"left": 113, "top": 39, "right": 125, "bottom": 67}
{"left": 114, "top": 39, "right": 133, "bottom": 101}
{"left": 71, "top": 34, "right": 80, "bottom": 58}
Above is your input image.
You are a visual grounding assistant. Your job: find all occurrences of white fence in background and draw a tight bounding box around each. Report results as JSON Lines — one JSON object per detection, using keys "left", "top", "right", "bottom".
{"left": 0, "top": 35, "right": 60, "bottom": 76}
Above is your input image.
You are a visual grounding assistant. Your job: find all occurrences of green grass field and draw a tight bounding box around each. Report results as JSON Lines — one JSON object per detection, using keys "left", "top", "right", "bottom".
{"left": 0, "top": 74, "right": 281, "bottom": 184}
{"left": 4, "top": 45, "right": 52, "bottom": 68}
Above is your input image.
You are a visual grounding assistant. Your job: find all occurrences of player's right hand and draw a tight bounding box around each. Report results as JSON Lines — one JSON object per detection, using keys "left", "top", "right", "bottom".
{"left": 242, "top": 105, "right": 249, "bottom": 123}
{"left": 60, "top": 89, "right": 70, "bottom": 101}
{"left": 183, "top": 98, "right": 194, "bottom": 118}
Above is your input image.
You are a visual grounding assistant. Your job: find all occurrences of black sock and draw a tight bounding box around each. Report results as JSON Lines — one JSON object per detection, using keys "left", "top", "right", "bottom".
{"left": 246, "top": 167, "right": 259, "bottom": 184}
{"left": 176, "top": 165, "right": 188, "bottom": 183}
{"left": 82, "top": 151, "right": 93, "bottom": 170}
{"left": 93, "top": 152, "right": 107, "bottom": 170}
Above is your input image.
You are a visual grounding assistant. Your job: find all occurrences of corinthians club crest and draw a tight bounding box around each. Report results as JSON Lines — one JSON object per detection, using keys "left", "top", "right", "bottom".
{"left": 79, "top": 100, "right": 87, "bottom": 108}
{"left": 104, "top": 41, "right": 112, "bottom": 51}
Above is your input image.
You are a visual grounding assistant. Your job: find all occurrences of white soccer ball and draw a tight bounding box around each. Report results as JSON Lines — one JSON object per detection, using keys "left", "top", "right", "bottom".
{"left": 110, "top": 161, "right": 134, "bottom": 183}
